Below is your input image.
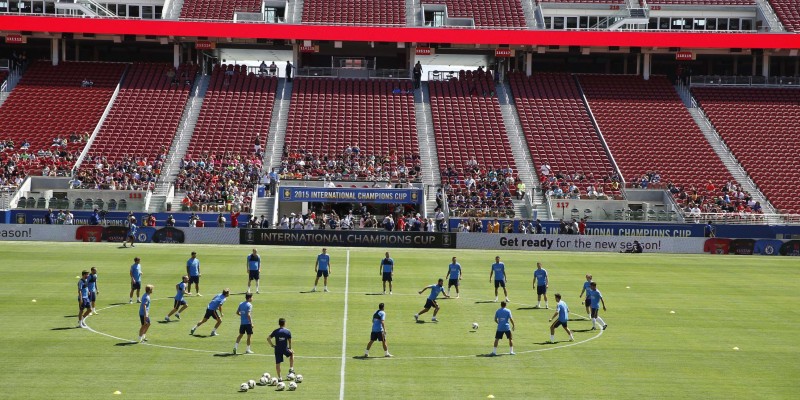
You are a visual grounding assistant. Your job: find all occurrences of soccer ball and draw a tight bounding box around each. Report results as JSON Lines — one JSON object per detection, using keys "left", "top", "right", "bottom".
{"left": 286, "top": 372, "right": 296, "bottom": 381}
{"left": 248, "top": 379, "right": 256, "bottom": 389}
{"left": 295, "top": 374, "right": 304, "bottom": 383}
{"left": 262, "top": 372, "right": 271, "bottom": 381}
{"left": 239, "top": 383, "right": 249, "bottom": 392}
{"left": 288, "top": 382, "right": 298, "bottom": 391}
{"left": 276, "top": 382, "right": 286, "bottom": 391}
{"left": 472, "top": 322, "right": 479, "bottom": 330}
{"left": 269, "top": 377, "right": 278, "bottom": 386}
{"left": 259, "top": 376, "right": 269, "bottom": 386}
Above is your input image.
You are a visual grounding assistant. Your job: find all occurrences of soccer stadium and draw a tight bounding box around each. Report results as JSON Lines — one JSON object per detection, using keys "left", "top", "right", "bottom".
{"left": 0, "top": 1, "right": 798, "bottom": 398}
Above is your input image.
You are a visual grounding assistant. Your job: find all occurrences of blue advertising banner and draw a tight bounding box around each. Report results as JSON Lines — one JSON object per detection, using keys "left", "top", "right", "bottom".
{"left": 2, "top": 210, "right": 249, "bottom": 228}
{"left": 279, "top": 187, "right": 422, "bottom": 204}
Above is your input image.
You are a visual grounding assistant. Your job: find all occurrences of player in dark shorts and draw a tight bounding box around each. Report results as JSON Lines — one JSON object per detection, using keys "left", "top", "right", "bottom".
{"left": 364, "top": 303, "right": 392, "bottom": 358}
{"left": 267, "top": 318, "right": 295, "bottom": 381}
{"left": 548, "top": 293, "right": 574, "bottom": 343}
{"left": 77, "top": 270, "right": 92, "bottom": 328}
{"left": 491, "top": 301, "right": 515, "bottom": 356}
{"left": 87, "top": 267, "right": 99, "bottom": 315}
{"left": 165, "top": 275, "right": 189, "bottom": 322}
{"left": 190, "top": 289, "right": 230, "bottom": 337}
{"left": 415, "top": 278, "right": 450, "bottom": 322}
{"left": 233, "top": 293, "right": 254, "bottom": 354}
{"left": 380, "top": 252, "right": 394, "bottom": 294}
{"left": 246, "top": 249, "right": 261, "bottom": 294}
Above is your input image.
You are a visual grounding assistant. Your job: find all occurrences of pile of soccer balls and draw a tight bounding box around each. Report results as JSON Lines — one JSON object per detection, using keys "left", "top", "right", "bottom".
{"left": 239, "top": 372, "right": 303, "bottom": 392}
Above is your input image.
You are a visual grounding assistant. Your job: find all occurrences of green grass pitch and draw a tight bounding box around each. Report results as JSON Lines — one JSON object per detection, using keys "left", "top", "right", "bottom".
{"left": 0, "top": 241, "right": 797, "bottom": 399}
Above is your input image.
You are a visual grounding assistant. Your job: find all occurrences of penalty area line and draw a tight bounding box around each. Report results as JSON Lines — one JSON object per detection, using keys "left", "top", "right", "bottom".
{"left": 339, "top": 249, "right": 351, "bottom": 400}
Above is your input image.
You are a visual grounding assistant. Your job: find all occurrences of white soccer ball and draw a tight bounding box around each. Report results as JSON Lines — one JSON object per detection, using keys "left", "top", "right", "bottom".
{"left": 259, "top": 376, "right": 269, "bottom": 386}
{"left": 276, "top": 382, "right": 286, "bottom": 391}
{"left": 288, "top": 382, "right": 297, "bottom": 391}
{"left": 295, "top": 374, "right": 304, "bottom": 383}
{"left": 472, "top": 322, "right": 479, "bottom": 330}
{"left": 262, "top": 372, "right": 271, "bottom": 381}
{"left": 269, "top": 377, "right": 278, "bottom": 386}
{"left": 239, "top": 383, "right": 249, "bottom": 392}
{"left": 248, "top": 379, "right": 256, "bottom": 389}
{"left": 286, "top": 372, "right": 296, "bottom": 381}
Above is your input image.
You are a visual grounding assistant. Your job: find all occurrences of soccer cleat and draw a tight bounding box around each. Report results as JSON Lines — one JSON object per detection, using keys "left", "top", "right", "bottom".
{"left": 288, "top": 368, "right": 294, "bottom": 374}
{"left": 603, "top": 325, "right": 608, "bottom": 330}
{"left": 489, "top": 352, "right": 497, "bottom": 356}
{"left": 385, "top": 353, "right": 393, "bottom": 358}
{"left": 505, "top": 297, "right": 510, "bottom": 302}
{"left": 140, "top": 337, "right": 147, "bottom": 343}
{"left": 414, "top": 314, "right": 419, "bottom": 322}
{"left": 383, "top": 291, "right": 386, "bottom": 295}
{"left": 92, "top": 310, "right": 98, "bottom": 315}
{"left": 245, "top": 349, "right": 254, "bottom": 354}
{"left": 431, "top": 317, "right": 438, "bottom": 322}
{"left": 494, "top": 297, "right": 498, "bottom": 302}
{"left": 569, "top": 337, "right": 575, "bottom": 342}
{"left": 175, "top": 314, "right": 181, "bottom": 320}
{"left": 164, "top": 316, "right": 170, "bottom": 322}
{"left": 233, "top": 347, "right": 237, "bottom": 355}
{"left": 510, "top": 351, "right": 516, "bottom": 355}
{"left": 363, "top": 353, "right": 369, "bottom": 358}
{"left": 389, "top": 291, "right": 392, "bottom": 295}
{"left": 324, "top": 288, "right": 330, "bottom": 292}
{"left": 210, "top": 331, "right": 218, "bottom": 337}
{"left": 136, "top": 299, "right": 141, "bottom": 303}
{"left": 190, "top": 327, "right": 196, "bottom": 335}
{"left": 277, "top": 378, "right": 283, "bottom": 383}
{"left": 196, "top": 293, "right": 202, "bottom": 297}
{"left": 129, "top": 299, "right": 133, "bottom": 304}
{"left": 310, "top": 288, "right": 316, "bottom": 292}
{"left": 455, "top": 295, "right": 460, "bottom": 298}
{"left": 256, "top": 290, "right": 260, "bottom": 294}
{"left": 131, "top": 244, "right": 135, "bottom": 248}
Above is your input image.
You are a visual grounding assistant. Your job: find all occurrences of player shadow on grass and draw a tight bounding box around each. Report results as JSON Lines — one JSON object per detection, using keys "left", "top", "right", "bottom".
{"left": 570, "top": 328, "right": 595, "bottom": 333}
{"left": 107, "top": 302, "right": 129, "bottom": 306}
{"left": 115, "top": 342, "right": 138, "bottom": 346}
{"left": 516, "top": 306, "right": 543, "bottom": 310}
{"left": 63, "top": 314, "right": 79, "bottom": 318}
{"left": 476, "top": 353, "right": 507, "bottom": 357}
{"left": 364, "top": 293, "right": 385, "bottom": 296}
{"left": 213, "top": 353, "right": 237, "bottom": 357}
{"left": 51, "top": 326, "right": 81, "bottom": 330}
{"left": 474, "top": 300, "right": 496, "bottom": 304}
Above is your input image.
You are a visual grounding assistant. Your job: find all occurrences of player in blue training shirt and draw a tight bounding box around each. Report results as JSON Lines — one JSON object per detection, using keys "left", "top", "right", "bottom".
{"left": 233, "top": 293, "right": 254, "bottom": 354}
{"left": 138, "top": 284, "right": 153, "bottom": 343}
{"left": 548, "top": 293, "right": 574, "bottom": 343}
{"left": 415, "top": 278, "right": 450, "bottom": 322}
{"left": 246, "top": 249, "right": 261, "bottom": 294}
{"left": 267, "top": 318, "right": 295, "bottom": 381}
{"left": 186, "top": 251, "right": 202, "bottom": 296}
{"left": 446, "top": 257, "right": 462, "bottom": 298}
{"left": 123, "top": 216, "right": 138, "bottom": 248}
{"left": 364, "top": 303, "right": 392, "bottom": 358}
{"left": 578, "top": 274, "right": 593, "bottom": 318}
{"left": 87, "top": 267, "right": 99, "bottom": 315}
{"left": 489, "top": 256, "right": 509, "bottom": 303}
{"left": 587, "top": 282, "right": 607, "bottom": 330}
{"left": 380, "top": 252, "right": 394, "bottom": 294}
{"left": 533, "top": 262, "right": 549, "bottom": 309}
{"left": 491, "top": 301, "right": 515, "bottom": 356}
{"left": 312, "top": 248, "right": 332, "bottom": 292}
{"left": 165, "top": 275, "right": 190, "bottom": 321}
{"left": 190, "top": 289, "right": 230, "bottom": 337}
{"left": 77, "top": 270, "right": 92, "bottom": 328}
{"left": 129, "top": 257, "right": 143, "bottom": 304}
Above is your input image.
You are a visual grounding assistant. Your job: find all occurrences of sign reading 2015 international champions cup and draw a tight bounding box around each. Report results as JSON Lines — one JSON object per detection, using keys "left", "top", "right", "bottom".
{"left": 280, "top": 187, "right": 422, "bottom": 204}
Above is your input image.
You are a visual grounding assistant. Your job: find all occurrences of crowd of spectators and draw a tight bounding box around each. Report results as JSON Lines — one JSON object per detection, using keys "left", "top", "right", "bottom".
{"left": 672, "top": 180, "right": 763, "bottom": 220}
{"left": 74, "top": 155, "right": 162, "bottom": 191}
{"left": 1, "top": 136, "right": 87, "bottom": 189}
{"left": 441, "top": 161, "right": 518, "bottom": 218}
{"left": 539, "top": 164, "right": 623, "bottom": 200}
{"left": 280, "top": 146, "right": 421, "bottom": 182}
{"left": 175, "top": 152, "right": 260, "bottom": 213}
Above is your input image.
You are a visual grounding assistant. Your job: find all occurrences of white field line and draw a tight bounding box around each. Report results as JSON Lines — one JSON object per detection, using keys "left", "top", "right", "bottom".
{"left": 339, "top": 249, "right": 351, "bottom": 400}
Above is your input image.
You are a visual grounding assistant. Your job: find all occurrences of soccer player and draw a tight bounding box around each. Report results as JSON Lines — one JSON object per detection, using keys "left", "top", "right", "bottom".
{"left": 548, "top": 293, "right": 574, "bottom": 343}
{"left": 415, "top": 278, "right": 450, "bottom": 322}
{"left": 186, "top": 251, "right": 201, "bottom": 296}
{"left": 233, "top": 293, "right": 254, "bottom": 354}
{"left": 165, "top": 275, "right": 189, "bottom": 321}
{"left": 138, "top": 284, "right": 153, "bottom": 343}
{"left": 77, "top": 270, "right": 92, "bottom": 328}
{"left": 267, "top": 318, "right": 295, "bottom": 381}
{"left": 587, "top": 282, "right": 608, "bottom": 330}
{"left": 380, "top": 252, "right": 394, "bottom": 294}
{"left": 311, "top": 248, "right": 331, "bottom": 292}
{"left": 246, "top": 249, "right": 261, "bottom": 294}
{"left": 123, "top": 216, "right": 138, "bottom": 248}
{"left": 129, "top": 257, "right": 142, "bottom": 303}
{"left": 578, "top": 274, "right": 593, "bottom": 317}
{"left": 491, "top": 301, "right": 515, "bottom": 356}
{"left": 364, "top": 303, "right": 392, "bottom": 358}
{"left": 87, "top": 267, "right": 99, "bottom": 315}
{"left": 190, "top": 289, "right": 230, "bottom": 336}
{"left": 533, "top": 262, "right": 549, "bottom": 308}
{"left": 446, "top": 256, "right": 462, "bottom": 298}
{"left": 489, "top": 256, "right": 509, "bottom": 302}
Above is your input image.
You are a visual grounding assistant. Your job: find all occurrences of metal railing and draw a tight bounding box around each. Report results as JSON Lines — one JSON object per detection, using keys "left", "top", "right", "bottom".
{"left": 690, "top": 75, "right": 800, "bottom": 87}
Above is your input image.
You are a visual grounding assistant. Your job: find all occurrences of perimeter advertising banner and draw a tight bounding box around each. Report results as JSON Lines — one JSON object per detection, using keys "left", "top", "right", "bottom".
{"left": 456, "top": 233, "right": 708, "bottom": 253}
{"left": 279, "top": 187, "right": 422, "bottom": 204}
{"left": 240, "top": 229, "right": 456, "bottom": 248}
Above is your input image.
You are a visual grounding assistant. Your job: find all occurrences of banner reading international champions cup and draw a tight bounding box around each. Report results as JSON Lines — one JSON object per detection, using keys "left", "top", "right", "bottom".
{"left": 241, "top": 229, "right": 456, "bottom": 248}
{"left": 280, "top": 187, "right": 422, "bottom": 204}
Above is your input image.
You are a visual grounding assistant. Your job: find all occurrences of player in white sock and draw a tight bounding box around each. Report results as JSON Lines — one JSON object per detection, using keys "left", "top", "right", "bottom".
{"left": 548, "top": 293, "right": 574, "bottom": 343}
{"left": 586, "top": 281, "right": 608, "bottom": 330}
{"left": 533, "top": 262, "right": 549, "bottom": 308}
{"left": 492, "top": 301, "right": 515, "bottom": 355}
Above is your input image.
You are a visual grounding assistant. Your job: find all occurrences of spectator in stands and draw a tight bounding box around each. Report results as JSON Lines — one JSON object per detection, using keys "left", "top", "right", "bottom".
{"left": 44, "top": 208, "right": 55, "bottom": 225}
{"left": 64, "top": 210, "right": 74, "bottom": 225}
{"left": 704, "top": 221, "right": 715, "bottom": 237}
{"left": 165, "top": 215, "right": 176, "bottom": 227}
{"left": 269, "top": 62, "right": 278, "bottom": 76}
{"left": 81, "top": 78, "right": 93, "bottom": 88}
{"left": 259, "top": 61, "right": 268, "bottom": 76}
{"left": 579, "top": 218, "right": 587, "bottom": 235}
{"left": 230, "top": 211, "right": 240, "bottom": 228}
{"left": 146, "top": 214, "right": 157, "bottom": 227}
{"left": 216, "top": 213, "right": 226, "bottom": 227}
{"left": 516, "top": 181, "right": 526, "bottom": 200}
{"left": 285, "top": 61, "right": 294, "bottom": 82}
{"left": 488, "top": 219, "right": 500, "bottom": 233}
{"left": 413, "top": 61, "right": 422, "bottom": 89}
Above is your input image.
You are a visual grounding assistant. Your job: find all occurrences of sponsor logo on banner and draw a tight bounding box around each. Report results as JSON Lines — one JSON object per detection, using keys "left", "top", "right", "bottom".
{"left": 152, "top": 227, "right": 186, "bottom": 243}
{"left": 299, "top": 45, "right": 319, "bottom": 53}
{"left": 195, "top": 40, "right": 216, "bottom": 50}
{"left": 495, "top": 48, "right": 513, "bottom": 57}
{"left": 415, "top": 47, "right": 432, "bottom": 56}
{"left": 780, "top": 240, "right": 800, "bottom": 256}
{"left": 76, "top": 226, "right": 104, "bottom": 242}
{"left": 676, "top": 51, "right": 694, "bottom": 60}
{"left": 102, "top": 226, "right": 128, "bottom": 242}
{"left": 5, "top": 34, "right": 26, "bottom": 44}
{"left": 240, "top": 229, "right": 457, "bottom": 248}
